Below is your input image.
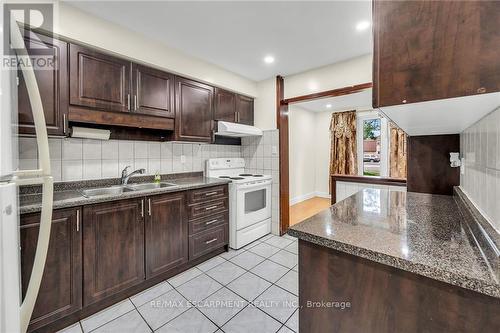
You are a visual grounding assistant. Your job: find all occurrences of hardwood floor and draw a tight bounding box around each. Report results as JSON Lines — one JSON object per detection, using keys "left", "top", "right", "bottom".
{"left": 289, "top": 197, "right": 331, "bottom": 226}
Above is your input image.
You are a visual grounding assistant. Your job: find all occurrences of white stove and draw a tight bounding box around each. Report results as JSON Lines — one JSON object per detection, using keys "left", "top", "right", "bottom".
{"left": 206, "top": 158, "right": 272, "bottom": 249}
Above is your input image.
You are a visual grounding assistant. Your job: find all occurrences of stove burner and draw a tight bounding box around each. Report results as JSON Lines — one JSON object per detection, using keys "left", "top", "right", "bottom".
{"left": 218, "top": 176, "right": 231, "bottom": 178}
{"left": 239, "top": 173, "right": 253, "bottom": 176}
{"left": 253, "top": 174, "right": 264, "bottom": 177}
{"left": 230, "top": 177, "right": 245, "bottom": 180}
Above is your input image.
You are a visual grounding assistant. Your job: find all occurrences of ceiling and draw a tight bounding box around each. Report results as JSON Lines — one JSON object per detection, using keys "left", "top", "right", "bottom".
{"left": 67, "top": 1, "right": 373, "bottom": 81}
{"left": 294, "top": 89, "right": 372, "bottom": 112}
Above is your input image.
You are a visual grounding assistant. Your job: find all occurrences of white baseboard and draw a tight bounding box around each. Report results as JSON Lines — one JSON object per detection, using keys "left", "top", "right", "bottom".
{"left": 290, "top": 191, "right": 331, "bottom": 205}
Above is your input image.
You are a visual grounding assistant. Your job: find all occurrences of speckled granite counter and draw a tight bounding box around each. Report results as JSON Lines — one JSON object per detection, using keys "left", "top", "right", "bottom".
{"left": 19, "top": 173, "right": 230, "bottom": 214}
{"left": 288, "top": 188, "right": 500, "bottom": 298}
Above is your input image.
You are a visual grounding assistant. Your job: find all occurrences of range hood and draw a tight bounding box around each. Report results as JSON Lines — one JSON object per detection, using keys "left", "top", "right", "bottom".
{"left": 215, "top": 121, "right": 263, "bottom": 137}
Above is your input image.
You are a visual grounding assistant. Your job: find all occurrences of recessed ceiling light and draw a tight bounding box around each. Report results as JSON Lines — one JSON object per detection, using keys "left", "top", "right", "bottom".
{"left": 326, "top": 104, "right": 332, "bottom": 108}
{"left": 356, "top": 21, "right": 370, "bottom": 31}
{"left": 263, "top": 55, "right": 275, "bottom": 64}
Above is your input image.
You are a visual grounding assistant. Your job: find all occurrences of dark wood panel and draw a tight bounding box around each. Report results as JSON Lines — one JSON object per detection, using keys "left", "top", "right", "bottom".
{"left": 174, "top": 77, "right": 214, "bottom": 142}
{"left": 83, "top": 199, "right": 145, "bottom": 305}
{"left": 214, "top": 88, "right": 237, "bottom": 122}
{"left": 132, "top": 64, "right": 175, "bottom": 118}
{"left": 68, "top": 106, "right": 174, "bottom": 131}
{"left": 69, "top": 44, "right": 131, "bottom": 112}
{"left": 187, "top": 185, "right": 228, "bottom": 204}
{"left": 189, "top": 212, "right": 228, "bottom": 235}
{"left": 18, "top": 30, "right": 68, "bottom": 136}
{"left": 145, "top": 192, "right": 188, "bottom": 279}
{"left": 407, "top": 134, "right": 460, "bottom": 195}
{"left": 276, "top": 76, "right": 290, "bottom": 236}
{"left": 283, "top": 82, "right": 372, "bottom": 104}
{"left": 373, "top": 0, "right": 500, "bottom": 107}
{"left": 187, "top": 198, "right": 228, "bottom": 220}
{"left": 299, "top": 240, "right": 500, "bottom": 333}
{"left": 20, "top": 208, "right": 81, "bottom": 332}
{"left": 189, "top": 225, "right": 228, "bottom": 260}
{"left": 235, "top": 94, "right": 254, "bottom": 125}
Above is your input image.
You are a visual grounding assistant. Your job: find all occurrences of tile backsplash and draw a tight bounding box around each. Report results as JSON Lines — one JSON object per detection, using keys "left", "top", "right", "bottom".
{"left": 241, "top": 130, "right": 280, "bottom": 234}
{"left": 19, "top": 137, "right": 240, "bottom": 182}
{"left": 460, "top": 106, "right": 500, "bottom": 233}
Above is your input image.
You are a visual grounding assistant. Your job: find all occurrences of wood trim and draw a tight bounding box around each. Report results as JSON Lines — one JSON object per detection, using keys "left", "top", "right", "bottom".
{"left": 282, "top": 82, "right": 372, "bottom": 104}
{"left": 68, "top": 106, "right": 174, "bottom": 131}
{"left": 277, "top": 76, "right": 289, "bottom": 236}
{"left": 330, "top": 174, "right": 407, "bottom": 204}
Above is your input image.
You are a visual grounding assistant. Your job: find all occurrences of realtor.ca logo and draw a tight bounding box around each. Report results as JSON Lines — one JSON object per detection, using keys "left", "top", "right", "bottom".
{"left": 3, "top": 2, "right": 55, "bottom": 70}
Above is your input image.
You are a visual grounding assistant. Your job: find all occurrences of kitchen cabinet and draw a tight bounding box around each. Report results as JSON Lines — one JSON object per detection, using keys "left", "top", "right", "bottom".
{"left": 214, "top": 88, "right": 237, "bottom": 122}
{"left": 83, "top": 198, "right": 145, "bottom": 305}
{"left": 20, "top": 207, "right": 81, "bottom": 331}
{"left": 373, "top": 0, "right": 500, "bottom": 107}
{"left": 132, "top": 64, "right": 175, "bottom": 118}
{"left": 235, "top": 94, "right": 254, "bottom": 125}
{"left": 174, "top": 77, "right": 214, "bottom": 142}
{"left": 145, "top": 192, "right": 188, "bottom": 279}
{"left": 18, "top": 30, "right": 68, "bottom": 136}
{"left": 69, "top": 44, "right": 132, "bottom": 113}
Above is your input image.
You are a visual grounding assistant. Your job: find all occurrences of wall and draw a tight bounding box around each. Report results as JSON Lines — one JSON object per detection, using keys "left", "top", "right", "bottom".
{"left": 254, "top": 78, "right": 277, "bottom": 130}
{"left": 460, "top": 107, "right": 500, "bottom": 233}
{"left": 313, "top": 111, "right": 334, "bottom": 196}
{"left": 18, "top": 137, "right": 240, "bottom": 182}
{"left": 53, "top": 2, "right": 257, "bottom": 97}
{"left": 241, "top": 131, "right": 280, "bottom": 235}
{"left": 288, "top": 106, "right": 317, "bottom": 203}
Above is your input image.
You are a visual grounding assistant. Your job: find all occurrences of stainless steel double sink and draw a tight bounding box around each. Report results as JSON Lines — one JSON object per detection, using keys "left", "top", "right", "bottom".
{"left": 80, "top": 182, "right": 178, "bottom": 198}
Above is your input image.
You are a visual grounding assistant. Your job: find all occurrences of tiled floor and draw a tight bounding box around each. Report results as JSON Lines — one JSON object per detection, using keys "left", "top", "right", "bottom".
{"left": 58, "top": 234, "right": 299, "bottom": 333}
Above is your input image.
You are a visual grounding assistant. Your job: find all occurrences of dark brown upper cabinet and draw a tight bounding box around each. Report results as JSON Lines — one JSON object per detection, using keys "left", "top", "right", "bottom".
{"left": 145, "top": 192, "right": 188, "bottom": 279}
{"left": 174, "top": 77, "right": 214, "bottom": 142}
{"left": 132, "top": 64, "right": 175, "bottom": 118}
{"left": 82, "top": 198, "right": 145, "bottom": 305}
{"left": 69, "top": 44, "right": 132, "bottom": 113}
{"left": 18, "top": 30, "right": 69, "bottom": 136}
{"left": 235, "top": 94, "right": 254, "bottom": 125}
{"left": 20, "top": 207, "right": 82, "bottom": 331}
{"left": 214, "top": 88, "right": 237, "bottom": 122}
{"left": 373, "top": 0, "right": 500, "bottom": 108}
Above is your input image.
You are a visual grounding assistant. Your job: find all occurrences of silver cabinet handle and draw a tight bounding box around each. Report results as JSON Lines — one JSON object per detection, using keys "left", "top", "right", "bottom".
{"left": 134, "top": 95, "right": 138, "bottom": 111}
{"left": 141, "top": 200, "right": 144, "bottom": 218}
{"left": 205, "top": 219, "right": 218, "bottom": 225}
{"left": 205, "top": 238, "right": 218, "bottom": 244}
{"left": 63, "top": 114, "right": 68, "bottom": 135}
{"left": 127, "top": 94, "right": 131, "bottom": 110}
{"left": 205, "top": 192, "right": 218, "bottom": 196}
{"left": 205, "top": 205, "right": 218, "bottom": 211}
{"left": 148, "top": 198, "right": 151, "bottom": 216}
{"left": 76, "top": 209, "right": 80, "bottom": 232}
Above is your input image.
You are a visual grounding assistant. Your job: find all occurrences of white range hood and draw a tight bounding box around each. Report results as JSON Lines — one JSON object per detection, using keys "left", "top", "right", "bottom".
{"left": 215, "top": 121, "right": 263, "bottom": 137}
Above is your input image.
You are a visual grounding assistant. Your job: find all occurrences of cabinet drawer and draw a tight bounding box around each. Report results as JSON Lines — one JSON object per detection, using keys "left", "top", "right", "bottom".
{"left": 188, "top": 198, "right": 228, "bottom": 220}
{"left": 189, "top": 212, "right": 228, "bottom": 235}
{"left": 188, "top": 185, "right": 228, "bottom": 204}
{"left": 189, "top": 225, "right": 228, "bottom": 260}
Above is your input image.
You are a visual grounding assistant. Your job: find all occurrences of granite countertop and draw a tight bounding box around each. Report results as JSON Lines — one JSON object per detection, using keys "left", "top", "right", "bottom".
{"left": 288, "top": 188, "right": 500, "bottom": 299}
{"left": 19, "top": 174, "right": 230, "bottom": 214}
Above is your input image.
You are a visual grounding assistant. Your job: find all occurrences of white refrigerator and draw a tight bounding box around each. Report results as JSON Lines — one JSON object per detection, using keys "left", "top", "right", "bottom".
{"left": 0, "top": 16, "right": 54, "bottom": 333}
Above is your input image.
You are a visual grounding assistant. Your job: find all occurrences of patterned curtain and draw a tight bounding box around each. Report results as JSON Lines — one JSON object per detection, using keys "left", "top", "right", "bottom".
{"left": 389, "top": 123, "right": 407, "bottom": 179}
{"left": 329, "top": 111, "right": 357, "bottom": 177}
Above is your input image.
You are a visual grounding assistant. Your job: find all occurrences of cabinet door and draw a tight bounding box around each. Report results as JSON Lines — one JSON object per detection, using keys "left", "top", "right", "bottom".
{"left": 145, "top": 192, "right": 188, "bottom": 279}
{"left": 132, "top": 64, "right": 175, "bottom": 118}
{"left": 83, "top": 199, "right": 144, "bottom": 305}
{"left": 236, "top": 94, "right": 254, "bottom": 125}
{"left": 373, "top": 0, "right": 500, "bottom": 107}
{"left": 20, "top": 208, "right": 81, "bottom": 331}
{"left": 69, "top": 44, "right": 131, "bottom": 112}
{"left": 175, "top": 77, "right": 214, "bottom": 142}
{"left": 214, "top": 88, "right": 237, "bottom": 122}
{"left": 18, "top": 30, "right": 68, "bottom": 136}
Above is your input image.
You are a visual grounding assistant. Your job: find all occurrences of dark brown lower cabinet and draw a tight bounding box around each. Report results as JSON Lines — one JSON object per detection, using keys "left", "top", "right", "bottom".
{"left": 146, "top": 192, "right": 188, "bottom": 278}
{"left": 20, "top": 207, "right": 82, "bottom": 332}
{"left": 83, "top": 198, "right": 145, "bottom": 305}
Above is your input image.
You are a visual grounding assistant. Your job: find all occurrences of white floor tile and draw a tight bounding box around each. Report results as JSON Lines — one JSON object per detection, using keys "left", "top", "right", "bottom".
{"left": 276, "top": 270, "right": 298, "bottom": 296}
{"left": 130, "top": 281, "right": 173, "bottom": 307}
{"left": 92, "top": 310, "right": 151, "bottom": 333}
{"left": 206, "top": 261, "right": 246, "bottom": 285}
{"left": 229, "top": 251, "right": 265, "bottom": 270}
{"left": 196, "top": 256, "right": 226, "bottom": 272}
{"left": 81, "top": 299, "right": 134, "bottom": 332}
{"left": 56, "top": 322, "right": 82, "bottom": 333}
{"left": 264, "top": 236, "right": 294, "bottom": 249}
{"left": 176, "top": 274, "right": 223, "bottom": 302}
{"left": 278, "top": 325, "right": 295, "bottom": 333}
{"left": 155, "top": 308, "right": 217, "bottom": 333}
{"left": 269, "top": 250, "right": 298, "bottom": 269}
{"left": 222, "top": 305, "right": 281, "bottom": 333}
{"left": 285, "top": 309, "right": 298, "bottom": 332}
{"left": 138, "top": 289, "right": 189, "bottom": 330}
{"left": 250, "top": 260, "right": 289, "bottom": 283}
{"left": 248, "top": 242, "right": 281, "bottom": 258}
{"left": 167, "top": 267, "right": 203, "bottom": 288}
{"left": 219, "top": 248, "right": 246, "bottom": 260}
{"left": 254, "top": 285, "right": 298, "bottom": 323}
{"left": 283, "top": 241, "right": 298, "bottom": 254}
{"left": 227, "top": 272, "right": 271, "bottom": 301}
{"left": 197, "top": 287, "right": 247, "bottom": 327}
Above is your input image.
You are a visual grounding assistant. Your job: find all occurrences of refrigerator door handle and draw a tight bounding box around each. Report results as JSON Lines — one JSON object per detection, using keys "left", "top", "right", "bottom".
{"left": 10, "top": 19, "right": 54, "bottom": 333}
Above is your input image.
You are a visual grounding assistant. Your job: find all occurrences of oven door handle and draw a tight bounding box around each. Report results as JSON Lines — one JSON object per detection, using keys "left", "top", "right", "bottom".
{"left": 237, "top": 180, "right": 272, "bottom": 190}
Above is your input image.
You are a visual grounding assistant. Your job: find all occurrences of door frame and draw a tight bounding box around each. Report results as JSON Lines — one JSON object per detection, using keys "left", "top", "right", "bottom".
{"left": 276, "top": 77, "right": 372, "bottom": 235}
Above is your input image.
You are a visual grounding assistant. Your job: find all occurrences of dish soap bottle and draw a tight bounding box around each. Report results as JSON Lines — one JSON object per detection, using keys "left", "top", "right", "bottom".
{"left": 154, "top": 171, "right": 161, "bottom": 184}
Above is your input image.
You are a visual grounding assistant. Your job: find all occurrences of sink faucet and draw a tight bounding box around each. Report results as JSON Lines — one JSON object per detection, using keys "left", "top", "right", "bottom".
{"left": 121, "top": 166, "right": 146, "bottom": 185}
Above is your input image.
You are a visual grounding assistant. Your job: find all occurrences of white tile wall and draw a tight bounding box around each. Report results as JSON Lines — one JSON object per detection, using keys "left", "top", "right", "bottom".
{"left": 461, "top": 107, "right": 500, "bottom": 233}
{"left": 18, "top": 138, "right": 241, "bottom": 182}
{"left": 241, "top": 130, "right": 280, "bottom": 235}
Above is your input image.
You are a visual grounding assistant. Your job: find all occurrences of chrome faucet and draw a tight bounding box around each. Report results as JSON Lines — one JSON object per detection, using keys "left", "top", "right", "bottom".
{"left": 121, "top": 166, "right": 146, "bottom": 185}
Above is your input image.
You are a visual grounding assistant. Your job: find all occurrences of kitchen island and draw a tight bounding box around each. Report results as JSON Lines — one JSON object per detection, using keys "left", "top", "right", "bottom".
{"left": 288, "top": 188, "right": 500, "bottom": 333}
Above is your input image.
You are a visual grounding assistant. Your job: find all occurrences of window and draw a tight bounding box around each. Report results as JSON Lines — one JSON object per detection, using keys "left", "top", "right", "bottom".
{"left": 357, "top": 112, "right": 388, "bottom": 177}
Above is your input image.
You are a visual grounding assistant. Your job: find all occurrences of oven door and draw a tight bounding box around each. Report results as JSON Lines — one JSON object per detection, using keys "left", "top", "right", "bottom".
{"left": 236, "top": 180, "right": 272, "bottom": 230}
